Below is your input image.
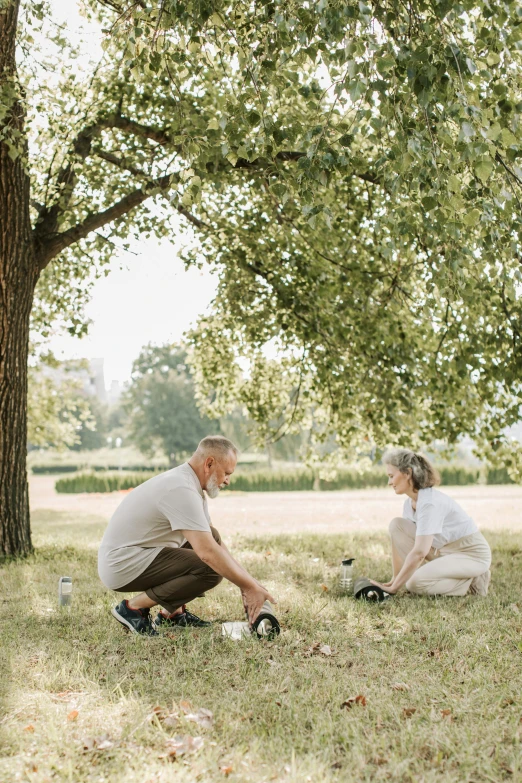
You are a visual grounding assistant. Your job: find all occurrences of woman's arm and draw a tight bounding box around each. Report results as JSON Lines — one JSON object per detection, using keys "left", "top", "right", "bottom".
{"left": 372, "top": 534, "right": 434, "bottom": 593}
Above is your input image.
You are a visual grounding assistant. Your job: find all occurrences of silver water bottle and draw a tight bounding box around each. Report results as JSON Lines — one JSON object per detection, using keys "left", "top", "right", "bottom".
{"left": 58, "top": 576, "right": 73, "bottom": 606}
{"left": 340, "top": 558, "right": 355, "bottom": 593}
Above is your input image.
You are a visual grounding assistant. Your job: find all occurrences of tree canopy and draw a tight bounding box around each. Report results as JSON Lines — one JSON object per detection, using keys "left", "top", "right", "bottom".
{"left": 2, "top": 0, "right": 522, "bottom": 555}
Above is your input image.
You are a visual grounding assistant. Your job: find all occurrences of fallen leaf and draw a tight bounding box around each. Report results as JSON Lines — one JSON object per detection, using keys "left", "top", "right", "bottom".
{"left": 179, "top": 700, "right": 192, "bottom": 714}
{"left": 391, "top": 682, "right": 410, "bottom": 691}
{"left": 221, "top": 765, "right": 233, "bottom": 776}
{"left": 275, "top": 699, "right": 282, "bottom": 707}
{"left": 67, "top": 710, "right": 79, "bottom": 721}
{"left": 403, "top": 707, "right": 416, "bottom": 718}
{"left": 320, "top": 584, "right": 329, "bottom": 592}
{"left": 501, "top": 698, "right": 515, "bottom": 707}
{"left": 23, "top": 724, "right": 35, "bottom": 733}
{"left": 50, "top": 691, "right": 85, "bottom": 703}
{"left": 341, "top": 694, "right": 366, "bottom": 709}
{"left": 164, "top": 734, "right": 204, "bottom": 759}
{"left": 150, "top": 705, "right": 180, "bottom": 727}
{"left": 265, "top": 551, "right": 272, "bottom": 556}
{"left": 184, "top": 708, "right": 213, "bottom": 730}
{"left": 440, "top": 709, "right": 452, "bottom": 721}
{"left": 96, "top": 739, "right": 114, "bottom": 750}
{"left": 304, "top": 642, "right": 336, "bottom": 657}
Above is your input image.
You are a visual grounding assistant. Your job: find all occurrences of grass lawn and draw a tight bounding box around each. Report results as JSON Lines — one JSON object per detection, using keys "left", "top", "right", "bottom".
{"left": 1, "top": 510, "right": 521, "bottom": 782}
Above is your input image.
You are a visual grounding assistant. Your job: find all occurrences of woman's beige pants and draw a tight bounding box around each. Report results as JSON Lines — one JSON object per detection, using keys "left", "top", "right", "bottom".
{"left": 389, "top": 517, "right": 492, "bottom": 596}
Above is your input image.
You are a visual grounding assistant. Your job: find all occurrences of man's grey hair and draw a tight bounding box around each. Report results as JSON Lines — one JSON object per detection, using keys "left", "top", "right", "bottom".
{"left": 382, "top": 448, "right": 440, "bottom": 490}
{"left": 194, "top": 435, "right": 239, "bottom": 461}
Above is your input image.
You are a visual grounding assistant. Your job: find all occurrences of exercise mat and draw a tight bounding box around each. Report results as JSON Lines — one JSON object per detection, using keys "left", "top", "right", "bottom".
{"left": 353, "top": 577, "right": 391, "bottom": 602}
{"left": 222, "top": 621, "right": 251, "bottom": 640}
{"left": 222, "top": 602, "right": 281, "bottom": 641}
{"left": 251, "top": 601, "right": 280, "bottom": 639}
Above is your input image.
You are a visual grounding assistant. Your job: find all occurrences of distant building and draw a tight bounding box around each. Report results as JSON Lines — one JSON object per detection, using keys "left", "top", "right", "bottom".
{"left": 89, "top": 358, "right": 107, "bottom": 402}
{"left": 108, "top": 380, "right": 122, "bottom": 405}
{"left": 41, "top": 357, "right": 108, "bottom": 403}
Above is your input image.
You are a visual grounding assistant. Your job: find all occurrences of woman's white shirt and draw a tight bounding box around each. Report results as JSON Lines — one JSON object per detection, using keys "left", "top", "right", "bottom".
{"left": 402, "top": 487, "right": 478, "bottom": 549}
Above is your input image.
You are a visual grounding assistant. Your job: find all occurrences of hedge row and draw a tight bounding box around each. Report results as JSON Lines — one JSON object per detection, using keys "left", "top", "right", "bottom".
{"left": 224, "top": 466, "right": 485, "bottom": 492}
{"left": 55, "top": 464, "right": 514, "bottom": 494}
{"left": 33, "top": 464, "right": 164, "bottom": 475}
{"left": 55, "top": 472, "right": 162, "bottom": 493}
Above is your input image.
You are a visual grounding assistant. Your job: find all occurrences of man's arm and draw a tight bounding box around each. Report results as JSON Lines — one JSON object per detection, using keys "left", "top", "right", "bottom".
{"left": 181, "top": 529, "right": 276, "bottom": 623}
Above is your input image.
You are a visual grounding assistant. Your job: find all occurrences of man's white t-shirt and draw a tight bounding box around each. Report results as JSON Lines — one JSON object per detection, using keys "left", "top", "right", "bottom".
{"left": 98, "top": 463, "right": 212, "bottom": 589}
{"left": 403, "top": 487, "right": 478, "bottom": 549}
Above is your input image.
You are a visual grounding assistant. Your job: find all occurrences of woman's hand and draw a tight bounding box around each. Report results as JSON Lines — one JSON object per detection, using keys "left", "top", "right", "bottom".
{"left": 369, "top": 579, "right": 397, "bottom": 594}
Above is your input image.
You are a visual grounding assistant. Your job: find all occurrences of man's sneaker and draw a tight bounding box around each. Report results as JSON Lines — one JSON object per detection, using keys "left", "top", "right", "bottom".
{"left": 469, "top": 569, "right": 491, "bottom": 597}
{"left": 154, "top": 605, "right": 212, "bottom": 628}
{"left": 111, "top": 600, "right": 158, "bottom": 635}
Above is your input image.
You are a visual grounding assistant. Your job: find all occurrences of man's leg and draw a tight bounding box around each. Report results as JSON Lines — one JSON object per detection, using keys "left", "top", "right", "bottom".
{"left": 113, "top": 527, "right": 223, "bottom": 631}
{"left": 128, "top": 525, "right": 222, "bottom": 615}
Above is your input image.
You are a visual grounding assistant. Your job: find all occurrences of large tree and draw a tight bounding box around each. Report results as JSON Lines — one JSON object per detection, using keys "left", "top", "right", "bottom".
{"left": 123, "top": 344, "right": 219, "bottom": 465}
{"left": 1, "top": 0, "right": 521, "bottom": 556}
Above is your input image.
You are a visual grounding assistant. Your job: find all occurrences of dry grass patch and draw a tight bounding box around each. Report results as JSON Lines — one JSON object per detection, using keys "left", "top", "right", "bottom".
{"left": 0, "top": 511, "right": 521, "bottom": 782}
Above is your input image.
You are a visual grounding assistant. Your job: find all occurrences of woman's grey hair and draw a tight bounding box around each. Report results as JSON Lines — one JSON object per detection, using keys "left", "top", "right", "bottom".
{"left": 195, "top": 435, "right": 239, "bottom": 461}
{"left": 382, "top": 448, "right": 440, "bottom": 490}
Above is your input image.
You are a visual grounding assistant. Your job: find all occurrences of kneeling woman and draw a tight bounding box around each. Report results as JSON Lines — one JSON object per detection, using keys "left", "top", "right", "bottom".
{"left": 371, "top": 449, "right": 491, "bottom": 597}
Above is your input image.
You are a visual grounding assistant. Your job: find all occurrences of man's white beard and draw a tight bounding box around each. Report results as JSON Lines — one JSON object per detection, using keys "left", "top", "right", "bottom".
{"left": 206, "top": 474, "right": 221, "bottom": 499}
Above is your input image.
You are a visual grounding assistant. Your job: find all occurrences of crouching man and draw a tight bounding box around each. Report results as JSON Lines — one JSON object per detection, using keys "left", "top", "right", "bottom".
{"left": 98, "top": 435, "right": 275, "bottom": 635}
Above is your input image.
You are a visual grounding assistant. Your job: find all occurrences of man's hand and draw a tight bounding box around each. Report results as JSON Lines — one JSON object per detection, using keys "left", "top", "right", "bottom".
{"left": 241, "top": 585, "right": 277, "bottom": 626}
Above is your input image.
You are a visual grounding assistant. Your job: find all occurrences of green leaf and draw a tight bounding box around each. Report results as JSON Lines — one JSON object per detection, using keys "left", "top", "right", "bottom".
{"left": 448, "top": 175, "right": 461, "bottom": 193}
{"left": 475, "top": 158, "right": 494, "bottom": 182}
{"left": 463, "top": 208, "right": 481, "bottom": 226}
{"left": 339, "top": 134, "right": 353, "bottom": 147}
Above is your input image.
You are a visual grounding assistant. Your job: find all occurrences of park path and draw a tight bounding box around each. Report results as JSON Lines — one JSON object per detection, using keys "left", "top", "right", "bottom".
{"left": 29, "top": 475, "right": 522, "bottom": 537}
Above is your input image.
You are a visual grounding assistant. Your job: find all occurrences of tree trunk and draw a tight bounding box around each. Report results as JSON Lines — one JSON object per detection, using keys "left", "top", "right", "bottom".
{"left": 0, "top": 0, "right": 38, "bottom": 558}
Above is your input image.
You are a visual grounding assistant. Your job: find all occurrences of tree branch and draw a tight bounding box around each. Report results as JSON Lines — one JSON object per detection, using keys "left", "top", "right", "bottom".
{"left": 96, "top": 148, "right": 150, "bottom": 180}
{"left": 36, "top": 172, "right": 209, "bottom": 268}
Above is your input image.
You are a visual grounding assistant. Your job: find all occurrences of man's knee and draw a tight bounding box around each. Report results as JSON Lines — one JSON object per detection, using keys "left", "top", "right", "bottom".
{"left": 210, "top": 526, "right": 222, "bottom": 545}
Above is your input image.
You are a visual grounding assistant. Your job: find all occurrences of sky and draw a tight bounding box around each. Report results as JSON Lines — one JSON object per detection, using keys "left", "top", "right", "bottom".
{"left": 43, "top": 1, "right": 219, "bottom": 388}
{"left": 47, "top": 238, "right": 219, "bottom": 386}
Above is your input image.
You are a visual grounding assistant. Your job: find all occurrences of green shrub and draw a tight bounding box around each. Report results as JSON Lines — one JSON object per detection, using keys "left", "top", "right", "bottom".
{"left": 439, "top": 466, "right": 480, "bottom": 485}
{"left": 486, "top": 467, "right": 515, "bottom": 485}
{"left": 55, "top": 472, "right": 161, "bottom": 493}
{"left": 55, "top": 463, "right": 511, "bottom": 494}
{"left": 33, "top": 464, "right": 163, "bottom": 475}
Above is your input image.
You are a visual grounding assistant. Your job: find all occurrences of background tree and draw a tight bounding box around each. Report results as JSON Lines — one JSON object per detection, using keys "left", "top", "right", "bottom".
{"left": 123, "top": 344, "right": 218, "bottom": 466}
{"left": 27, "top": 355, "right": 94, "bottom": 451}
{"left": 1, "top": 0, "right": 522, "bottom": 556}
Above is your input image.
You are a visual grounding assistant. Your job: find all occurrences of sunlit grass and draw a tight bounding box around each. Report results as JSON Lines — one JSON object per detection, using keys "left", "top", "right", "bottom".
{"left": 1, "top": 511, "right": 521, "bottom": 782}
